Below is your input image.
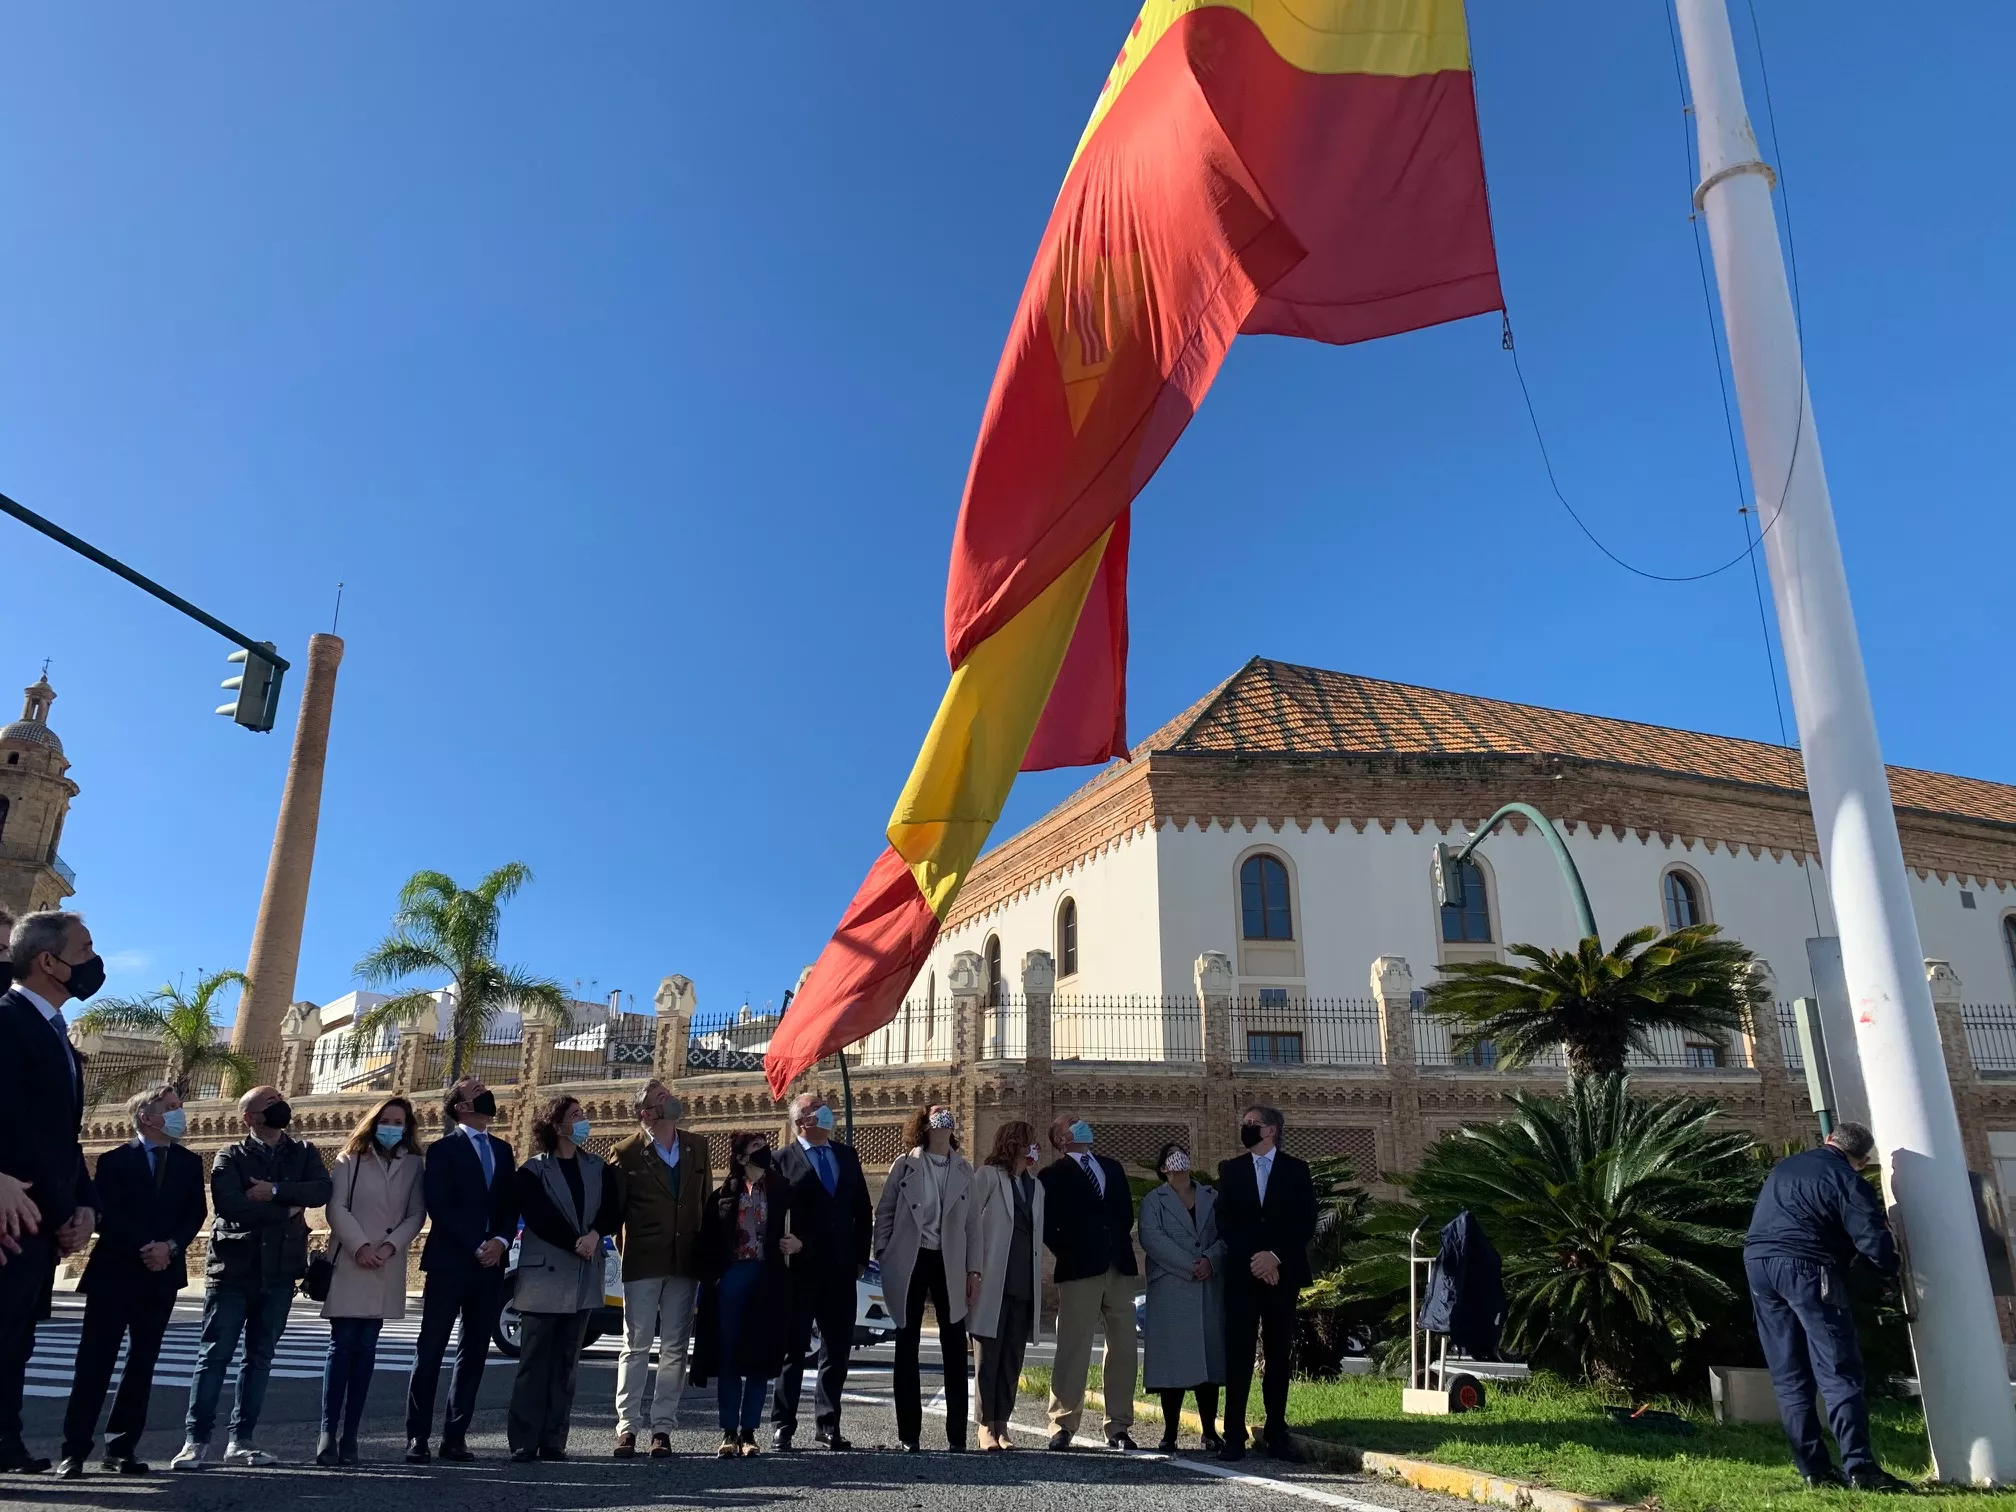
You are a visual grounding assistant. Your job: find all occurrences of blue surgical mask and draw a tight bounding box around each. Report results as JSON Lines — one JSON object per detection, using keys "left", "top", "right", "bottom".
{"left": 1069, "top": 1120, "right": 1094, "bottom": 1145}
{"left": 159, "top": 1108, "right": 187, "bottom": 1139}
{"left": 570, "top": 1118, "right": 594, "bottom": 1146}
{"left": 812, "top": 1105, "right": 836, "bottom": 1133}
{"left": 375, "top": 1124, "right": 405, "bottom": 1151}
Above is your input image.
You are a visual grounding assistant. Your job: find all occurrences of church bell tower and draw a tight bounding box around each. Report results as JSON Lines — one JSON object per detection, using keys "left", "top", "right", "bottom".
{"left": 0, "top": 671, "right": 81, "bottom": 917}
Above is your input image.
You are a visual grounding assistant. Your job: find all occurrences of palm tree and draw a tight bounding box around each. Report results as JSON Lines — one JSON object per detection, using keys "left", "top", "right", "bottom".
{"left": 1336, "top": 1075, "right": 1759, "bottom": 1392}
{"left": 75, "top": 968, "right": 261, "bottom": 1103}
{"left": 1420, "top": 923, "right": 1768, "bottom": 1078}
{"left": 351, "top": 863, "right": 569, "bottom": 1086}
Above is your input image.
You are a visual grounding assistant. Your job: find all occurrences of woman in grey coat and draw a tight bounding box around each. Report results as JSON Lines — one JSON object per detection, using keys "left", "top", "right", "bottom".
{"left": 874, "top": 1105, "right": 974, "bottom": 1452}
{"left": 1138, "top": 1142, "right": 1226, "bottom": 1453}
{"left": 507, "top": 1097, "right": 619, "bottom": 1463}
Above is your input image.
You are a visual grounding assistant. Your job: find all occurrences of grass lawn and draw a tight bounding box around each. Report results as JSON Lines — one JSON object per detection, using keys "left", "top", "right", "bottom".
{"left": 1023, "top": 1366, "right": 2003, "bottom": 1512}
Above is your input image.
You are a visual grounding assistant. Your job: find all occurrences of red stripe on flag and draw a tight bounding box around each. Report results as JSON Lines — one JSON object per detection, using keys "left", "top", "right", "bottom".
{"left": 763, "top": 847, "right": 941, "bottom": 1098}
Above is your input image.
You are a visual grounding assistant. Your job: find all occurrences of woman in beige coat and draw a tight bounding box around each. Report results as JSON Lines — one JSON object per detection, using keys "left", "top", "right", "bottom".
{"left": 317, "top": 1095, "right": 426, "bottom": 1466}
{"left": 874, "top": 1105, "right": 974, "bottom": 1452}
{"left": 965, "top": 1119, "right": 1044, "bottom": 1451}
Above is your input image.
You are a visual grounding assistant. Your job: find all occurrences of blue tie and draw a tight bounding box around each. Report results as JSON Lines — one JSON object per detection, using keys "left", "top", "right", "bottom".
{"left": 51, "top": 1007, "right": 78, "bottom": 1098}
{"left": 472, "top": 1130, "right": 494, "bottom": 1184}
{"left": 814, "top": 1145, "right": 836, "bottom": 1195}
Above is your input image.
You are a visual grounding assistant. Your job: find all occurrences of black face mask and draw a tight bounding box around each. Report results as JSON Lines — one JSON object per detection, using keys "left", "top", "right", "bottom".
{"left": 0, "top": 961, "right": 12, "bottom": 992}
{"left": 746, "top": 1147, "right": 771, "bottom": 1170}
{"left": 1239, "top": 1124, "right": 1265, "bottom": 1149}
{"left": 59, "top": 952, "right": 106, "bottom": 1002}
{"left": 262, "top": 1099, "right": 293, "bottom": 1131}
{"left": 470, "top": 1091, "right": 498, "bottom": 1118}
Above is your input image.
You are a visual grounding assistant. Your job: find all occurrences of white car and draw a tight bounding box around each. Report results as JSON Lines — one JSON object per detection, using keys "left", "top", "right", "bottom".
{"left": 493, "top": 1229, "right": 624, "bottom": 1358}
{"left": 493, "top": 1242, "right": 894, "bottom": 1359}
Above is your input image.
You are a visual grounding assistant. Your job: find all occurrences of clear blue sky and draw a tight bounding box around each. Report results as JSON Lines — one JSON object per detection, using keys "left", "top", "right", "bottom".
{"left": 2, "top": 3, "right": 2009, "bottom": 1020}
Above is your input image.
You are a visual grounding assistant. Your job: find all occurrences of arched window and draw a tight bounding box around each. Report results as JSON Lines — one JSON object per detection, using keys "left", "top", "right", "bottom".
{"left": 1663, "top": 869, "right": 1703, "bottom": 930}
{"left": 1439, "top": 859, "right": 1492, "bottom": 943}
{"left": 1240, "top": 855, "right": 1294, "bottom": 941}
{"left": 1057, "top": 897, "right": 1079, "bottom": 979}
{"left": 2004, "top": 914, "right": 2016, "bottom": 991}
{"left": 984, "top": 935, "right": 1003, "bottom": 1007}
{"left": 0, "top": 794, "right": 8, "bottom": 842}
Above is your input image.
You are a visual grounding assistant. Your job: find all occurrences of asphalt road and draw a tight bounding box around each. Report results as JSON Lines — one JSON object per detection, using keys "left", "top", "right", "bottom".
{"left": 12, "top": 1300, "right": 1470, "bottom": 1512}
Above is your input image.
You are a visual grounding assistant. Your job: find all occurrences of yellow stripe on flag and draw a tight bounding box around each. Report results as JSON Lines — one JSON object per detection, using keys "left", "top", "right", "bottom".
{"left": 889, "top": 529, "right": 1113, "bottom": 917}
{"left": 1070, "top": 0, "right": 1473, "bottom": 175}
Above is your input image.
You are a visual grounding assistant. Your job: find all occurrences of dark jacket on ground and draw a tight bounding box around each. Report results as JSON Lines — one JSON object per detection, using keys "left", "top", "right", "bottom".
{"left": 689, "top": 1175, "right": 795, "bottom": 1385}
{"left": 608, "top": 1128, "right": 712, "bottom": 1281}
{"left": 1744, "top": 1144, "right": 1898, "bottom": 1275}
{"left": 1039, "top": 1152, "right": 1138, "bottom": 1283}
{"left": 1215, "top": 1148, "right": 1318, "bottom": 1293}
{"left": 419, "top": 1124, "right": 518, "bottom": 1273}
{"left": 1417, "top": 1210, "right": 1505, "bottom": 1361}
{"left": 768, "top": 1139, "right": 871, "bottom": 1283}
{"left": 0, "top": 987, "right": 96, "bottom": 1233}
{"left": 80, "top": 1140, "right": 207, "bottom": 1302}
{"left": 205, "top": 1134, "right": 332, "bottom": 1285}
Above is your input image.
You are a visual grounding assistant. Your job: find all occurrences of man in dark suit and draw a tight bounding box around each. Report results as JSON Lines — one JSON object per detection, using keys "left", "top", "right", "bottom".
{"left": 405, "top": 1074, "right": 518, "bottom": 1463}
{"left": 1216, "top": 1103, "right": 1317, "bottom": 1462}
{"left": 0, "top": 911, "right": 102, "bottom": 1476}
{"left": 58, "top": 1083, "right": 207, "bottom": 1477}
{"left": 769, "top": 1092, "right": 871, "bottom": 1450}
{"left": 1037, "top": 1113, "right": 1139, "bottom": 1451}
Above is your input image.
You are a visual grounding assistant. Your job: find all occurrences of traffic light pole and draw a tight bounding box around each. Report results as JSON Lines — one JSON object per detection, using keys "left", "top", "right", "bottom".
{"left": 0, "top": 487, "right": 291, "bottom": 677}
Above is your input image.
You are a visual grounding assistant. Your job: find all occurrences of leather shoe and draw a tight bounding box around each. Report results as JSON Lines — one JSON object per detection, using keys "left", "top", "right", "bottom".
{"left": 815, "top": 1431, "right": 852, "bottom": 1451}
{"left": 1218, "top": 1443, "right": 1247, "bottom": 1462}
{"left": 613, "top": 1431, "right": 636, "bottom": 1459}
{"left": 1107, "top": 1433, "right": 1138, "bottom": 1452}
{"left": 510, "top": 1448, "right": 537, "bottom": 1463}
{"left": 1200, "top": 1430, "right": 1225, "bottom": 1454}
{"left": 898, "top": 1440, "right": 920, "bottom": 1454}
{"left": 1266, "top": 1436, "right": 1305, "bottom": 1464}
{"left": 438, "top": 1441, "right": 475, "bottom": 1463}
{"left": 56, "top": 1456, "right": 85, "bottom": 1479}
{"left": 1156, "top": 1434, "right": 1180, "bottom": 1454}
{"left": 1803, "top": 1468, "right": 1848, "bottom": 1490}
{"left": 0, "top": 1449, "right": 52, "bottom": 1474}
{"left": 650, "top": 1433, "right": 672, "bottom": 1458}
{"left": 771, "top": 1427, "right": 794, "bottom": 1451}
{"left": 1046, "top": 1430, "right": 1073, "bottom": 1452}
{"left": 535, "top": 1446, "right": 568, "bottom": 1462}
{"left": 404, "top": 1438, "right": 430, "bottom": 1464}
{"left": 101, "top": 1455, "right": 150, "bottom": 1475}
{"left": 1848, "top": 1468, "right": 1911, "bottom": 1494}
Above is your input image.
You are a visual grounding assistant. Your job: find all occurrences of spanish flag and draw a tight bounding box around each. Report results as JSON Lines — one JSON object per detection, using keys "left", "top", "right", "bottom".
{"left": 767, "top": 0, "right": 1501, "bottom": 1096}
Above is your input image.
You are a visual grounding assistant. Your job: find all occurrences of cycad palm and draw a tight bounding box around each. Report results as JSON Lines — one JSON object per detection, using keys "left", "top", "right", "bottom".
{"left": 1422, "top": 923, "right": 1766, "bottom": 1077}
{"left": 75, "top": 968, "right": 260, "bottom": 1102}
{"left": 1339, "top": 1075, "right": 1758, "bottom": 1391}
{"left": 351, "top": 863, "right": 568, "bottom": 1085}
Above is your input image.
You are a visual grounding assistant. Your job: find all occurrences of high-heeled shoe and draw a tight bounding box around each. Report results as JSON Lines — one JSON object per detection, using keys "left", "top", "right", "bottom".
{"left": 1200, "top": 1428, "right": 1225, "bottom": 1453}
{"left": 314, "top": 1432, "right": 338, "bottom": 1468}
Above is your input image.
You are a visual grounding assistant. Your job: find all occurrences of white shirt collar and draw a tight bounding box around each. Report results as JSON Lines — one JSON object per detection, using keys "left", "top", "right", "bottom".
{"left": 14, "top": 983, "right": 58, "bottom": 1020}
{"left": 798, "top": 1134, "right": 822, "bottom": 1153}
{"left": 459, "top": 1121, "right": 489, "bottom": 1142}
{"left": 1254, "top": 1147, "right": 1276, "bottom": 1166}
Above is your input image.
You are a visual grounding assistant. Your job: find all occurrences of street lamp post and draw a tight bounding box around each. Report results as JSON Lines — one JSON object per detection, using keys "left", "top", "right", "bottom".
{"left": 1435, "top": 802, "right": 1599, "bottom": 944}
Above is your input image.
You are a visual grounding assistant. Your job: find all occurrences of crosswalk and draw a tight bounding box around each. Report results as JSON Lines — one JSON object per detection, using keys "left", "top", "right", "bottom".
{"left": 25, "top": 1294, "right": 563, "bottom": 1400}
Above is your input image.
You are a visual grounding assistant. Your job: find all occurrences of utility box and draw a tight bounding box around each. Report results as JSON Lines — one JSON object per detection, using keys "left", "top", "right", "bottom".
{"left": 1709, "top": 1365, "right": 1781, "bottom": 1424}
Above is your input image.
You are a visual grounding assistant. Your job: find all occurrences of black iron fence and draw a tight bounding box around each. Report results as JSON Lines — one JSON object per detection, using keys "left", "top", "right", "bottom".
{"left": 1228, "top": 997, "right": 1382, "bottom": 1067}
{"left": 1410, "top": 1011, "right": 1752, "bottom": 1072}
{"left": 1962, "top": 1004, "right": 2016, "bottom": 1075}
{"left": 1049, "top": 994, "right": 1203, "bottom": 1064}
{"left": 78, "top": 1036, "right": 290, "bottom": 1108}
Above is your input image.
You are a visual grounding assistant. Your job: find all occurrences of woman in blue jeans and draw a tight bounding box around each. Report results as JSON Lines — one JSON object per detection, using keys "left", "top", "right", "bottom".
{"left": 691, "top": 1132, "right": 800, "bottom": 1457}
{"left": 317, "top": 1096, "right": 426, "bottom": 1465}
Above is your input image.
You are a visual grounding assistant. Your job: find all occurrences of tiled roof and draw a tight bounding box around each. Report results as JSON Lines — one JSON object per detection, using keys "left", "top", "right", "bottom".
{"left": 1050, "top": 656, "right": 2016, "bottom": 829}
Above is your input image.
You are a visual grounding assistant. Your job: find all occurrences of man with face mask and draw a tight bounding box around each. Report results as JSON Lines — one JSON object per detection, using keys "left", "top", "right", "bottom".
{"left": 768, "top": 1092, "right": 871, "bottom": 1451}
{"left": 170, "top": 1085, "right": 331, "bottom": 1471}
{"left": 0, "top": 908, "right": 36, "bottom": 1274}
{"left": 0, "top": 910, "right": 102, "bottom": 1475}
{"left": 1037, "top": 1114, "right": 1139, "bottom": 1452}
{"left": 607, "top": 1080, "right": 711, "bottom": 1458}
{"left": 405, "top": 1074, "right": 518, "bottom": 1464}
{"left": 59, "top": 1083, "right": 207, "bottom": 1477}
{"left": 1215, "top": 1104, "right": 1316, "bottom": 1463}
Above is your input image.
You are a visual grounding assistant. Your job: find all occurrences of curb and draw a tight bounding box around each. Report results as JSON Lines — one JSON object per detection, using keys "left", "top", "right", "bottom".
{"left": 1038, "top": 1381, "right": 1631, "bottom": 1512}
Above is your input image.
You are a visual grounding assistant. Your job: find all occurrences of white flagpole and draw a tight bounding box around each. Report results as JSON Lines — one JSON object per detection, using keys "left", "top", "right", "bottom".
{"left": 1675, "top": 0, "right": 2014, "bottom": 1484}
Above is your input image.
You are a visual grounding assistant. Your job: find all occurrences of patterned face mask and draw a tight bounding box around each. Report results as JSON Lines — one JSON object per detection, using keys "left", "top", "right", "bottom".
{"left": 928, "top": 1109, "right": 956, "bottom": 1131}
{"left": 1161, "top": 1150, "right": 1192, "bottom": 1174}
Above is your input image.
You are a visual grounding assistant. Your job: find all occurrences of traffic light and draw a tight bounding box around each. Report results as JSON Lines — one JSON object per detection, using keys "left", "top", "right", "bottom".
{"left": 217, "top": 643, "right": 284, "bottom": 732}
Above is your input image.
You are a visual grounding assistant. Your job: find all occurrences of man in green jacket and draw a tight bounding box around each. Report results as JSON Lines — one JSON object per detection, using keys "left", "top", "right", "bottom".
{"left": 606, "top": 1080, "right": 711, "bottom": 1458}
